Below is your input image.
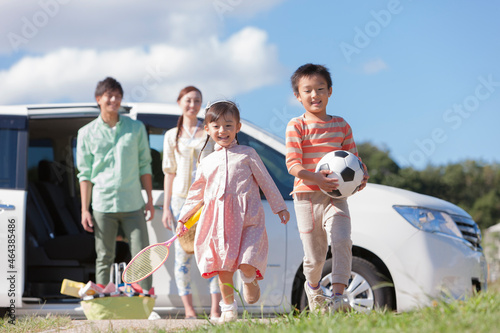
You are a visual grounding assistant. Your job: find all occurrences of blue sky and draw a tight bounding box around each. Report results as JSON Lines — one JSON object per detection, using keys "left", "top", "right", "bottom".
{"left": 1, "top": 0, "right": 499, "bottom": 169}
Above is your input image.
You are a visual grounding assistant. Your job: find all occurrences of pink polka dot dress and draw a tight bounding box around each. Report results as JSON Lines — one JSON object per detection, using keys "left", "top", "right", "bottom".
{"left": 178, "top": 141, "right": 287, "bottom": 279}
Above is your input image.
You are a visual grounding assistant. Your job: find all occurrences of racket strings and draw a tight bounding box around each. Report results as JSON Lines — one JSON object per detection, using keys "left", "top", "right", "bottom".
{"left": 123, "top": 245, "right": 170, "bottom": 283}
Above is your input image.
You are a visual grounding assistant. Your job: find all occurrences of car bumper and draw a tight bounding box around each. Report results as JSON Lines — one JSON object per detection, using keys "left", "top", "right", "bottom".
{"left": 387, "top": 230, "right": 487, "bottom": 312}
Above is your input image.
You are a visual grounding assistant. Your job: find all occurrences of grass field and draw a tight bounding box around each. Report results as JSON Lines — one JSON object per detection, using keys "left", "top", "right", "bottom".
{"left": 2, "top": 280, "right": 499, "bottom": 333}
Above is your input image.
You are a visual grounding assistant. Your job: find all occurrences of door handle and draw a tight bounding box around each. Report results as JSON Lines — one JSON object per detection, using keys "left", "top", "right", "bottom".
{"left": 0, "top": 204, "right": 15, "bottom": 211}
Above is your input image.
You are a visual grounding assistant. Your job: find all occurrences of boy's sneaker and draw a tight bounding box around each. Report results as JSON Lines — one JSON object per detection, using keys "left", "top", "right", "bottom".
{"left": 243, "top": 280, "right": 260, "bottom": 304}
{"left": 328, "top": 294, "right": 352, "bottom": 313}
{"left": 304, "top": 281, "right": 329, "bottom": 313}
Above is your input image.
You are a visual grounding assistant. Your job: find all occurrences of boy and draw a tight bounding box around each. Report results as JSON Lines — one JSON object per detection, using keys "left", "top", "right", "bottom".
{"left": 77, "top": 77, "right": 154, "bottom": 291}
{"left": 285, "top": 64, "right": 368, "bottom": 312}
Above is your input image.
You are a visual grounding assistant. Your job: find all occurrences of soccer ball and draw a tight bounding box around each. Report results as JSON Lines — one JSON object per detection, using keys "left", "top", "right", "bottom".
{"left": 315, "top": 150, "right": 364, "bottom": 199}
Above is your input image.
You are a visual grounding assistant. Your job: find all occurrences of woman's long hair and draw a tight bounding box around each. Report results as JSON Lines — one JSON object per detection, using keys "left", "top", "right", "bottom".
{"left": 175, "top": 86, "right": 202, "bottom": 152}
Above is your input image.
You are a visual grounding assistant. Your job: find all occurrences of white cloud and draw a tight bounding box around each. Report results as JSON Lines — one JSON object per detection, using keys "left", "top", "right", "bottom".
{"left": 213, "top": 0, "right": 287, "bottom": 19}
{"left": 362, "top": 58, "right": 388, "bottom": 75}
{"left": 0, "top": 0, "right": 286, "bottom": 54}
{"left": 0, "top": 27, "right": 284, "bottom": 104}
{"left": 1, "top": 1, "right": 209, "bottom": 54}
{"left": 0, "top": 1, "right": 287, "bottom": 105}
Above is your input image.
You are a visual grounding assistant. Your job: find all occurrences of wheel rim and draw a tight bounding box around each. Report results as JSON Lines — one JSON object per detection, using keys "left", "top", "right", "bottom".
{"left": 319, "top": 271, "right": 375, "bottom": 313}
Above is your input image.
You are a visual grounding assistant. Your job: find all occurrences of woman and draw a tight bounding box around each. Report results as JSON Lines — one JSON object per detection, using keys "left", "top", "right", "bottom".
{"left": 162, "top": 86, "right": 220, "bottom": 319}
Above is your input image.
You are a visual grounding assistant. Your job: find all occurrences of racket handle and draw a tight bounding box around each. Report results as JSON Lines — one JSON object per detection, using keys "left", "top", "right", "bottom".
{"left": 184, "top": 206, "right": 202, "bottom": 229}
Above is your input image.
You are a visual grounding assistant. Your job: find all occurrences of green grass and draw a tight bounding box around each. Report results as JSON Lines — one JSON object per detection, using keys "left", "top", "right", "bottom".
{"left": 0, "top": 313, "right": 71, "bottom": 333}
{"left": 185, "top": 288, "right": 500, "bottom": 333}
{"left": 2, "top": 281, "right": 500, "bottom": 333}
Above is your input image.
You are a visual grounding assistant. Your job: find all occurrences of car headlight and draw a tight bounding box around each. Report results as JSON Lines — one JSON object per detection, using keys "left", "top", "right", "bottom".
{"left": 393, "top": 206, "right": 463, "bottom": 239}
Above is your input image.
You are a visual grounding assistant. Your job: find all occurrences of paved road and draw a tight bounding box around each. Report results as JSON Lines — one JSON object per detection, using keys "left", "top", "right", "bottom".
{"left": 43, "top": 318, "right": 215, "bottom": 332}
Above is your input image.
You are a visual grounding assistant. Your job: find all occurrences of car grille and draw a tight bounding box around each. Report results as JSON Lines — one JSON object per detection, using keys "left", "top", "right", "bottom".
{"left": 452, "top": 214, "right": 482, "bottom": 250}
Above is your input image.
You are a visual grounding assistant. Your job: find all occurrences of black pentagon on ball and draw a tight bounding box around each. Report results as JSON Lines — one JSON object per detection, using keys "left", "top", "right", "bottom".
{"left": 334, "top": 150, "right": 349, "bottom": 158}
{"left": 328, "top": 189, "right": 342, "bottom": 197}
{"left": 340, "top": 167, "right": 355, "bottom": 182}
{"left": 318, "top": 163, "right": 330, "bottom": 171}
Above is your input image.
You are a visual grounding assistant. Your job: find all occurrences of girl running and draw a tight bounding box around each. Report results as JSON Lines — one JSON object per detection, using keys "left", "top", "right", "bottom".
{"left": 177, "top": 100, "right": 290, "bottom": 323}
{"left": 162, "top": 86, "right": 221, "bottom": 319}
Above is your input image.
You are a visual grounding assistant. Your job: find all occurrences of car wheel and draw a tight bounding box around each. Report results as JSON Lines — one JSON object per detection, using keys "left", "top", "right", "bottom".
{"left": 299, "top": 256, "right": 396, "bottom": 313}
{"left": 0, "top": 307, "right": 10, "bottom": 318}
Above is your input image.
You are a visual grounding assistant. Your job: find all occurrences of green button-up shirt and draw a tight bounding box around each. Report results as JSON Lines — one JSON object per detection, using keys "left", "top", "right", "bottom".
{"left": 76, "top": 115, "right": 152, "bottom": 213}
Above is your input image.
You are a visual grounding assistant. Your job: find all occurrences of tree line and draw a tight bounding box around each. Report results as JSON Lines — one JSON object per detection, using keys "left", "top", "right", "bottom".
{"left": 358, "top": 142, "right": 500, "bottom": 231}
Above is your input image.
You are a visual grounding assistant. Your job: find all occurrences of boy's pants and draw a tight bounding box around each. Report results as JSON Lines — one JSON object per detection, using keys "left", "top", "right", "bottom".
{"left": 93, "top": 209, "right": 152, "bottom": 290}
{"left": 293, "top": 192, "right": 352, "bottom": 286}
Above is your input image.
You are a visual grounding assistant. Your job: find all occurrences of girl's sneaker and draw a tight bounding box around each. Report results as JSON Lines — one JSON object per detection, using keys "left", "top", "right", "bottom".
{"left": 219, "top": 309, "right": 238, "bottom": 323}
{"left": 218, "top": 300, "right": 238, "bottom": 324}
{"left": 243, "top": 280, "right": 260, "bottom": 304}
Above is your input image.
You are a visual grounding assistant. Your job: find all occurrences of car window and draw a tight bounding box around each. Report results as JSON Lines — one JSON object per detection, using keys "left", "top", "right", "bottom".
{"left": 0, "top": 115, "right": 28, "bottom": 189}
{"left": 28, "top": 139, "right": 55, "bottom": 182}
{"left": 148, "top": 133, "right": 166, "bottom": 190}
{"left": 0, "top": 129, "right": 20, "bottom": 189}
{"left": 137, "top": 114, "right": 179, "bottom": 190}
{"left": 238, "top": 132, "right": 294, "bottom": 200}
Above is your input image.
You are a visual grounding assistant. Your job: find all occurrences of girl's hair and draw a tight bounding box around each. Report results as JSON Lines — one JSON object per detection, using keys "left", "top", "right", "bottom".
{"left": 175, "top": 86, "right": 202, "bottom": 152}
{"left": 198, "top": 100, "right": 240, "bottom": 162}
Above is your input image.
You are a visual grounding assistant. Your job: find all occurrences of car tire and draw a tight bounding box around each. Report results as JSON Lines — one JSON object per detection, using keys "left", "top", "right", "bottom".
{"left": 0, "top": 307, "right": 10, "bottom": 318}
{"left": 347, "top": 257, "right": 396, "bottom": 312}
{"left": 298, "top": 256, "right": 396, "bottom": 312}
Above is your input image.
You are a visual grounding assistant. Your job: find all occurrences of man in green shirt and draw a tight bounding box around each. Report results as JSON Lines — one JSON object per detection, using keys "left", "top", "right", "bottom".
{"left": 77, "top": 77, "right": 154, "bottom": 290}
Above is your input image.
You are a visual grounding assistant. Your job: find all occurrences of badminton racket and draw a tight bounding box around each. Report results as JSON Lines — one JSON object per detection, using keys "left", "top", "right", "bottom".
{"left": 122, "top": 206, "right": 202, "bottom": 284}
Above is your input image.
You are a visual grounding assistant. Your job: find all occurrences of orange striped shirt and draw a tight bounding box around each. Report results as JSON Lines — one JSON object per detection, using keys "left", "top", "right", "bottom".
{"left": 285, "top": 114, "right": 359, "bottom": 193}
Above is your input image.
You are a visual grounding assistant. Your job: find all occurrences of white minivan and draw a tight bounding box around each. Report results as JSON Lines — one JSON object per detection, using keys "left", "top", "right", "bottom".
{"left": 0, "top": 103, "right": 487, "bottom": 318}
